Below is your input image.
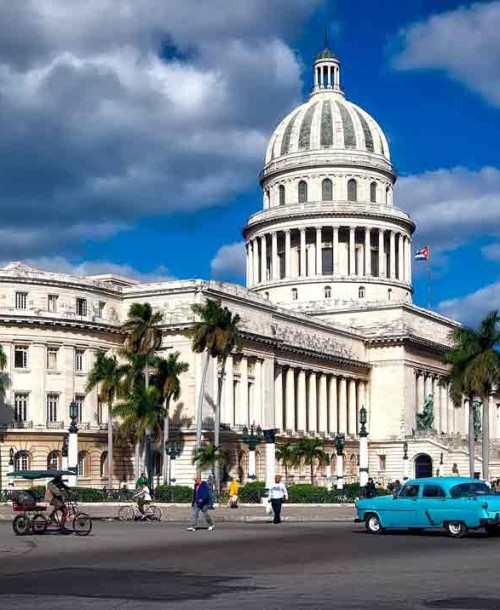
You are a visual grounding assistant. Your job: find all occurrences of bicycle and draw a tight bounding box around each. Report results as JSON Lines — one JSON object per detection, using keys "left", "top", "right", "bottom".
{"left": 30, "top": 498, "right": 93, "bottom": 536}
{"left": 117, "top": 502, "right": 162, "bottom": 521}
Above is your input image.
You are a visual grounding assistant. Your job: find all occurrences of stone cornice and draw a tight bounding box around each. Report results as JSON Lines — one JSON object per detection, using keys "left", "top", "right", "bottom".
{"left": 0, "top": 313, "right": 122, "bottom": 335}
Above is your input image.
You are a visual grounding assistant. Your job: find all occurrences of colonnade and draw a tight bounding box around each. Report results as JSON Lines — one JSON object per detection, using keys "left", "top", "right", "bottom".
{"left": 246, "top": 226, "right": 411, "bottom": 286}
{"left": 415, "top": 370, "right": 463, "bottom": 435}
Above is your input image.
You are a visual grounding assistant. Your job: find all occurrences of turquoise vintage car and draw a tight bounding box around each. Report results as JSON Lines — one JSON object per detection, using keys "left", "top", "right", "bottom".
{"left": 355, "top": 477, "right": 500, "bottom": 538}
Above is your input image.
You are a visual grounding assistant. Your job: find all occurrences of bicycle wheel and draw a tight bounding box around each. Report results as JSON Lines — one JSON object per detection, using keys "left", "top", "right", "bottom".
{"left": 32, "top": 513, "right": 48, "bottom": 534}
{"left": 12, "top": 514, "right": 31, "bottom": 536}
{"left": 118, "top": 505, "right": 135, "bottom": 521}
{"left": 73, "top": 512, "right": 92, "bottom": 536}
{"left": 145, "top": 505, "right": 162, "bottom": 521}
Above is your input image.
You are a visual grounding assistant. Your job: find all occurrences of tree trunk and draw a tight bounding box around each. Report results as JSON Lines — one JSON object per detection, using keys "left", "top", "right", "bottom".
{"left": 310, "top": 462, "right": 314, "bottom": 486}
{"left": 482, "top": 392, "right": 490, "bottom": 480}
{"left": 134, "top": 442, "right": 140, "bottom": 479}
{"left": 162, "top": 398, "right": 170, "bottom": 484}
{"left": 468, "top": 395, "right": 475, "bottom": 477}
{"left": 145, "top": 429, "right": 153, "bottom": 489}
{"left": 214, "top": 357, "right": 226, "bottom": 496}
{"left": 196, "top": 353, "right": 210, "bottom": 453}
{"left": 284, "top": 464, "right": 288, "bottom": 487}
{"left": 107, "top": 399, "right": 114, "bottom": 490}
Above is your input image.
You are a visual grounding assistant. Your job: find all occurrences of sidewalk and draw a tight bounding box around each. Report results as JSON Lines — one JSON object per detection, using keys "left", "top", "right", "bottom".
{"left": 0, "top": 503, "right": 355, "bottom": 523}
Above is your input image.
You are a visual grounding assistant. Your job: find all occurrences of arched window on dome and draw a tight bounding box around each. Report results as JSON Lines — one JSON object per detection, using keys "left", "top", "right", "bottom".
{"left": 322, "top": 179, "right": 333, "bottom": 202}
{"left": 388, "top": 288, "right": 392, "bottom": 300}
{"left": 385, "top": 186, "right": 390, "bottom": 205}
{"left": 358, "top": 286, "right": 366, "bottom": 299}
{"left": 279, "top": 185, "right": 286, "bottom": 206}
{"left": 347, "top": 179, "right": 357, "bottom": 202}
{"left": 291, "top": 288, "right": 298, "bottom": 301}
{"left": 265, "top": 189, "right": 270, "bottom": 209}
{"left": 264, "top": 292, "right": 269, "bottom": 300}
{"left": 298, "top": 181, "right": 308, "bottom": 203}
{"left": 370, "top": 182, "right": 377, "bottom": 203}
{"left": 324, "top": 286, "right": 332, "bottom": 299}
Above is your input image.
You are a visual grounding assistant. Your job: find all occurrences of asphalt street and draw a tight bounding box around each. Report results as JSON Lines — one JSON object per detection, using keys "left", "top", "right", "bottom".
{"left": 0, "top": 518, "right": 499, "bottom": 610}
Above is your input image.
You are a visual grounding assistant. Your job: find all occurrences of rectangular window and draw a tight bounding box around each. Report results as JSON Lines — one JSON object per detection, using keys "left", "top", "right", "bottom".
{"left": 98, "top": 301, "right": 106, "bottom": 317}
{"left": 74, "top": 349, "right": 84, "bottom": 372}
{"left": 48, "top": 294, "right": 58, "bottom": 313}
{"left": 76, "top": 298, "right": 87, "bottom": 316}
{"left": 15, "top": 292, "right": 27, "bottom": 310}
{"left": 47, "top": 394, "right": 58, "bottom": 423}
{"left": 378, "top": 455, "right": 386, "bottom": 471}
{"left": 14, "top": 392, "right": 28, "bottom": 422}
{"left": 74, "top": 395, "right": 84, "bottom": 422}
{"left": 14, "top": 346, "right": 28, "bottom": 369}
{"left": 322, "top": 247, "right": 333, "bottom": 275}
{"left": 46, "top": 347, "right": 58, "bottom": 370}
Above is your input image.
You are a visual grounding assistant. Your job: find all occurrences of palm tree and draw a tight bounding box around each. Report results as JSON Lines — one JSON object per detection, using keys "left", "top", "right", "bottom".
{"left": 295, "top": 438, "right": 328, "bottom": 485}
{"left": 113, "top": 384, "right": 163, "bottom": 483}
{"left": 153, "top": 352, "right": 189, "bottom": 483}
{"left": 275, "top": 442, "right": 297, "bottom": 486}
{"left": 192, "top": 443, "right": 228, "bottom": 472}
{"left": 185, "top": 299, "right": 240, "bottom": 454}
{"left": 86, "top": 353, "right": 127, "bottom": 490}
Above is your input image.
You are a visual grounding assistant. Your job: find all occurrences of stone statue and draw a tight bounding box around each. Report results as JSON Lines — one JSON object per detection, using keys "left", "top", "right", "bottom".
{"left": 473, "top": 401, "right": 482, "bottom": 439}
{"left": 416, "top": 394, "right": 434, "bottom": 431}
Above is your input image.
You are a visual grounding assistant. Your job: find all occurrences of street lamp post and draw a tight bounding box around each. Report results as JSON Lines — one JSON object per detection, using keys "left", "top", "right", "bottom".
{"left": 403, "top": 441, "right": 409, "bottom": 481}
{"left": 8, "top": 448, "right": 15, "bottom": 488}
{"left": 242, "top": 425, "right": 263, "bottom": 481}
{"left": 164, "top": 441, "right": 181, "bottom": 485}
{"left": 334, "top": 434, "right": 346, "bottom": 491}
{"left": 61, "top": 435, "right": 69, "bottom": 471}
{"left": 263, "top": 429, "right": 278, "bottom": 490}
{"left": 68, "top": 401, "right": 79, "bottom": 487}
{"left": 359, "top": 405, "right": 369, "bottom": 487}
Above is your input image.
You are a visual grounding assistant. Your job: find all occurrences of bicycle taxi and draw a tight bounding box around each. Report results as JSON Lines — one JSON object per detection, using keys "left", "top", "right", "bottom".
{"left": 8, "top": 469, "right": 92, "bottom": 536}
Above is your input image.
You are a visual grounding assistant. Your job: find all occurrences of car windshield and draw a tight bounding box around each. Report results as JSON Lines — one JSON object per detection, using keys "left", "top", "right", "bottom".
{"left": 450, "top": 482, "right": 491, "bottom": 498}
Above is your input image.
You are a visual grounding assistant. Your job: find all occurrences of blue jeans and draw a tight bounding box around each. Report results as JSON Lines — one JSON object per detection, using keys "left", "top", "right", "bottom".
{"left": 189, "top": 504, "right": 213, "bottom": 528}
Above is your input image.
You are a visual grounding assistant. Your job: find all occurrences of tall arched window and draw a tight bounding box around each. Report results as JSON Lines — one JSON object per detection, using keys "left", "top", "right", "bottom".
{"left": 100, "top": 451, "right": 108, "bottom": 478}
{"left": 291, "top": 288, "right": 298, "bottom": 300}
{"left": 279, "top": 185, "right": 286, "bottom": 206}
{"left": 78, "top": 451, "right": 90, "bottom": 478}
{"left": 264, "top": 292, "right": 269, "bottom": 300}
{"left": 47, "top": 450, "right": 61, "bottom": 471}
{"left": 370, "top": 181, "right": 377, "bottom": 203}
{"left": 385, "top": 187, "right": 390, "bottom": 204}
{"left": 358, "top": 286, "right": 366, "bottom": 299}
{"left": 322, "top": 178, "right": 333, "bottom": 201}
{"left": 388, "top": 288, "right": 392, "bottom": 300}
{"left": 14, "top": 451, "right": 30, "bottom": 471}
{"left": 298, "top": 180, "right": 308, "bottom": 203}
{"left": 324, "top": 286, "right": 332, "bottom": 298}
{"left": 347, "top": 179, "right": 357, "bottom": 202}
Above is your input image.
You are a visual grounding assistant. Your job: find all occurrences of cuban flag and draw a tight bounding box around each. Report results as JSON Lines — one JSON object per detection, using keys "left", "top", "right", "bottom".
{"left": 415, "top": 246, "right": 430, "bottom": 261}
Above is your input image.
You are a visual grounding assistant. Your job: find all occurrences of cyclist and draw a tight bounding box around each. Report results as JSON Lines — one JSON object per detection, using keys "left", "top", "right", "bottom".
{"left": 46, "top": 474, "right": 70, "bottom": 532}
{"left": 132, "top": 483, "right": 151, "bottom": 520}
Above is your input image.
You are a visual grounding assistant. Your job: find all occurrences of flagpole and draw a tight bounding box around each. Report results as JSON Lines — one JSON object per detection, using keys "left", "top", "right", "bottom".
{"left": 427, "top": 250, "right": 432, "bottom": 310}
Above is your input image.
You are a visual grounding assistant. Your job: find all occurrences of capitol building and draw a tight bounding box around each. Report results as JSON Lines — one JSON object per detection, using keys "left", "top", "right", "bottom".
{"left": 0, "top": 47, "right": 496, "bottom": 488}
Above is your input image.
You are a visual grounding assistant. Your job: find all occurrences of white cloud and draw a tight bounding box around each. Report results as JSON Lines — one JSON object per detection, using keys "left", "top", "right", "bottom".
{"left": 393, "top": 1, "right": 500, "bottom": 107}
{"left": 438, "top": 280, "right": 500, "bottom": 326}
{"left": 210, "top": 242, "right": 246, "bottom": 280}
{"left": 396, "top": 166, "right": 500, "bottom": 252}
{"left": 0, "top": 0, "right": 321, "bottom": 259}
{"left": 482, "top": 242, "right": 500, "bottom": 261}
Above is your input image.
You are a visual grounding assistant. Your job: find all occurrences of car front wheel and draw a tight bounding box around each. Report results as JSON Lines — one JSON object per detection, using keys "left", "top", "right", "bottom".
{"left": 445, "top": 521, "right": 467, "bottom": 538}
{"left": 365, "top": 514, "right": 383, "bottom": 534}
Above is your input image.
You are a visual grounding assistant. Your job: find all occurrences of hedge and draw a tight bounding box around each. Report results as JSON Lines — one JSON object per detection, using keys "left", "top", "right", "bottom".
{"left": 153, "top": 485, "right": 193, "bottom": 503}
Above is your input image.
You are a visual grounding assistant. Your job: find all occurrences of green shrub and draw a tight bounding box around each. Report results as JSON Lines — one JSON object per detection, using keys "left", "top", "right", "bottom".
{"left": 154, "top": 485, "right": 193, "bottom": 503}
{"left": 239, "top": 481, "right": 265, "bottom": 503}
{"left": 288, "top": 484, "right": 330, "bottom": 503}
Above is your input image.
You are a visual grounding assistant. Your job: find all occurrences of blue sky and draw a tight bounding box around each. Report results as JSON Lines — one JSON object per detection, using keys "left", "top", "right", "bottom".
{"left": 0, "top": 0, "right": 499, "bottom": 324}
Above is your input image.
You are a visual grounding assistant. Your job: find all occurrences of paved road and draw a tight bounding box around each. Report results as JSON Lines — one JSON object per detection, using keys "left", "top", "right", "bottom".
{"left": 0, "top": 519, "right": 499, "bottom": 609}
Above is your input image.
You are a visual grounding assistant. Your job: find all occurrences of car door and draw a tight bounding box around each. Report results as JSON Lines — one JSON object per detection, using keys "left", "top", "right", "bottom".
{"left": 385, "top": 484, "right": 420, "bottom": 528}
{"left": 417, "top": 484, "right": 447, "bottom": 528}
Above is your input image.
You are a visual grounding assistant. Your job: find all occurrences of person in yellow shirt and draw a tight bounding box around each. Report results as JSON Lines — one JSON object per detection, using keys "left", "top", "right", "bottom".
{"left": 227, "top": 478, "right": 240, "bottom": 508}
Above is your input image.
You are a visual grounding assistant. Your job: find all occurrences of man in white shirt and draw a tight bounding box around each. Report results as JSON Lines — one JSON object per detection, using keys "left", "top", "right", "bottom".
{"left": 269, "top": 475, "right": 288, "bottom": 524}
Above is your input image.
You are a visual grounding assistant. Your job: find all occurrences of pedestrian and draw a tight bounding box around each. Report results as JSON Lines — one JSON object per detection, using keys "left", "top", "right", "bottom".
{"left": 227, "top": 477, "right": 240, "bottom": 508}
{"left": 207, "top": 475, "right": 216, "bottom": 509}
{"left": 269, "top": 475, "right": 288, "bottom": 524}
{"left": 135, "top": 471, "right": 148, "bottom": 489}
{"left": 186, "top": 477, "right": 214, "bottom": 531}
{"left": 364, "top": 477, "right": 377, "bottom": 498}
{"left": 132, "top": 483, "right": 152, "bottom": 519}
{"left": 393, "top": 479, "right": 402, "bottom": 495}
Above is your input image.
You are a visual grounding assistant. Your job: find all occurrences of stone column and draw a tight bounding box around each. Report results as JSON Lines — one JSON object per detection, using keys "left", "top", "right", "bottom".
{"left": 338, "top": 377, "right": 347, "bottom": 434}
{"left": 272, "top": 232, "right": 278, "bottom": 281}
{"left": 329, "top": 376, "right": 338, "bottom": 434}
{"left": 364, "top": 228, "right": 371, "bottom": 276}
{"left": 440, "top": 382, "right": 448, "bottom": 434}
{"left": 253, "top": 359, "right": 262, "bottom": 426}
{"left": 285, "top": 230, "right": 291, "bottom": 278}
{"left": 253, "top": 239, "right": 259, "bottom": 285}
{"left": 431, "top": 376, "right": 438, "bottom": 432}
{"left": 406, "top": 237, "right": 412, "bottom": 285}
{"left": 285, "top": 367, "right": 295, "bottom": 432}
{"left": 398, "top": 233, "right": 404, "bottom": 281}
{"left": 264, "top": 429, "right": 277, "bottom": 490}
{"left": 348, "top": 379, "right": 357, "bottom": 435}
{"left": 239, "top": 357, "right": 248, "bottom": 425}
{"left": 300, "top": 228, "right": 306, "bottom": 277}
{"left": 308, "top": 372, "right": 317, "bottom": 433}
{"left": 297, "top": 370, "right": 307, "bottom": 433}
{"left": 274, "top": 365, "right": 283, "bottom": 431}
{"left": 260, "top": 235, "right": 267, "bottom": 283}
{"left": 333, "top": 227, "right": 339, "bottom": 275}
{"left": 315, "top": 227, "right": 322, "bottom": 276}
{"left": 246, "top": 243, "right": 252, "bottom": 287}
{"left": 389, "top": 231, "right": 396, "bottom": 279}
{"left": 378, "top": 229, "right": 385, "bottom": 277}
{"left": 349, "top": 227, "right": 356, "bottom": 276}
{"left": 318, "top": 374, "right": 328, "bottom": 433}
{"left": 224, "top": 355, "right": 234, "bottom": 427}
